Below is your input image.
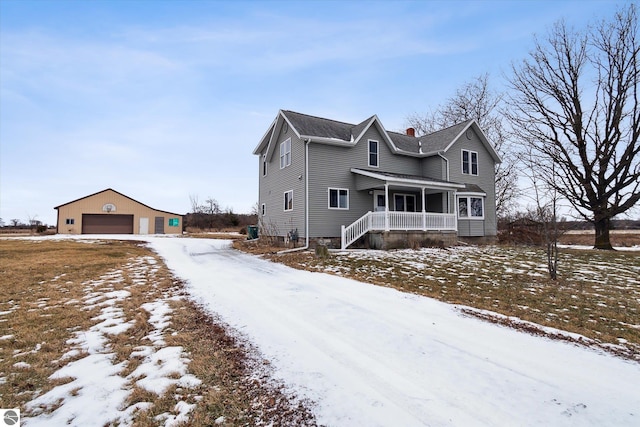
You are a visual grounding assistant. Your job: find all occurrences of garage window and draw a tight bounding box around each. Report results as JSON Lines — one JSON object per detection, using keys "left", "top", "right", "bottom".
{"left": 65, "top": 218, "right": 75, "bottom": 225}
{"left": 169, "top": 218, "right": 180, "bottom": 227}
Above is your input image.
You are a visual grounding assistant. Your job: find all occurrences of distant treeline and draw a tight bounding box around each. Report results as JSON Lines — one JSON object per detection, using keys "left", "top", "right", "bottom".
{"left": 559, "top": 219, "right": 640, "bottom": 230}
{"left": 183, "top": 212, "right": 257, "bottom": 232}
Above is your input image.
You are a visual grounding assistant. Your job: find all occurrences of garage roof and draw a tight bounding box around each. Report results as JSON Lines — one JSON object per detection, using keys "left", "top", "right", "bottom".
{"left": 54, "top": 188, "right": 183, "bottom": 216}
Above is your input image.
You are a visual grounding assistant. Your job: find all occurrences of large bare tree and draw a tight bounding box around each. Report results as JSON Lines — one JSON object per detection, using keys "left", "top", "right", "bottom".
{"left": 406, "top": 73, "right": 519, "bottom": 218}
{"left": 506, "top": 4, "right": 640, "bottom": 249}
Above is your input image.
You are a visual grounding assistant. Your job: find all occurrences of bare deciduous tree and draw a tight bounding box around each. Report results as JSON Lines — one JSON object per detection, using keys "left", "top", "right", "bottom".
{"left": 406, "top": 73, "right": 519, "bottom": 218}
{"left": 506, "top": 4, "right": 640, "bottom": 249}
{"left": 520, "top": 145, "right": 561, "bottom": 279}
{"left": 204, "top": 198, "right": 221, "bottom": 215}
{"left": 189, "top": 194, "right": 202, "bottom": 214}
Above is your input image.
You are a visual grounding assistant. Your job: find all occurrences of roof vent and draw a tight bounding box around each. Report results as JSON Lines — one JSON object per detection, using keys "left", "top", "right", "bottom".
{"left": 406, "top": 127, "right": 415, "bottom": 137}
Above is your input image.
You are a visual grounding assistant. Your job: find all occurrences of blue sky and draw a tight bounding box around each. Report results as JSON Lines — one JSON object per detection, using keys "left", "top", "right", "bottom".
{"left": 0, "top": 0, "right": 622, "bottom": 226}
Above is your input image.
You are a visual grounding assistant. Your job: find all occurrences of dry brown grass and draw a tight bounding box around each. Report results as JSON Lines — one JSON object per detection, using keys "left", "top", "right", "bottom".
{"left": 559, "top": 230, "right": 640, "bottom": 247}
{"left": 0, "top": 238, "right": 317, "bottom": 425}
{"left": 0, "top": 239, "right": 148, "bottom": 410}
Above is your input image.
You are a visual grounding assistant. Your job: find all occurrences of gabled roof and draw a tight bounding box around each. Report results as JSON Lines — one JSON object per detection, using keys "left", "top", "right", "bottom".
{"left": 285, "top": 110, "right": 353, "bottom": 141}
{"left": 253, "top": 110, "right": 501, "bottom": 163}
{"left": 417, "top": 120, "right": 473, "bottom": 153}
{"left": 54, "top": 188, "right": 183, "bottom": 216}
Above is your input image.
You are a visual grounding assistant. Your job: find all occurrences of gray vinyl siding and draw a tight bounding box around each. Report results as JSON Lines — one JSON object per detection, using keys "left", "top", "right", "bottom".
{"left": 447, "top": 127, "right": 497, "bottom": 236}
{"left": 307, "top": 125, "right": 427, "bottom": 237}
{"left": 307, "top": 143, "right": 370, "bottom": 237}
{"left": 257, "top": 115, "right": 499, "bottom": 240}
{"left": 421, "top": 156, "right": 445, "bottom": 180}
{"left": 258, "top": 126, "right": 306, "bottom": 238}
{"left": 363, "top": 125, "right": 421, "bottom": 175}
{"left": 458, "top": 219, "right": 485, "bottom": 236}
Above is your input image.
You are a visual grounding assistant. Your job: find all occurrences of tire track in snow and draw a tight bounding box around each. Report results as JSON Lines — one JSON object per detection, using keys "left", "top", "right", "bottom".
{"left": 150, "top": 238, "right": 640, "bottom": 427}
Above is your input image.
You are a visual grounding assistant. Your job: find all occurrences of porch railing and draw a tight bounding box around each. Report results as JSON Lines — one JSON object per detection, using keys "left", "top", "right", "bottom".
{"left": 341, "top": 211, "right": 457, "bottom": 249}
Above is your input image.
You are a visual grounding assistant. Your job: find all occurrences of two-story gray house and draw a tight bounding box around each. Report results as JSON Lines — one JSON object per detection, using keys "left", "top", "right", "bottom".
{"left": 253, "top": 110, "right": 501, "bottom": 249}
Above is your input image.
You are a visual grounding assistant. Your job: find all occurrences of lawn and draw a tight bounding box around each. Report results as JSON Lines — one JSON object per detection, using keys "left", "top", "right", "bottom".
{"left": 245, "top": 243, "right": 640, "bottom": 361}
{"left": 0, "top": 239, "right": 316, "bottom": 425}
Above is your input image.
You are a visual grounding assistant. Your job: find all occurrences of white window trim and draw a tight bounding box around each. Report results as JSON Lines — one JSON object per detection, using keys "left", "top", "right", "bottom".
{"left": 457, "top": 194, "right": 485, "bottom": 219}
{"left": 261, "top": 203, "right": 266, "bottom": 216}
{"left": 461, "top": 149, "right": 479, "bottom": 176}
{"left": 280, "top": 138, "right": 291, "bottom": 169}
{"left": 393, "top": 193, "right": 417, "bottom": 212}
{"left": 262, "top": 154, "right": 268, "bottom": 176}
{"left": 368, "top": 139, "right": 379, "bottom": 168}
{"left": 284, "top": 190, "right": 293, "bottom": 211}
{"left": 328, "top": 188, "right": 349, "bottom": 210}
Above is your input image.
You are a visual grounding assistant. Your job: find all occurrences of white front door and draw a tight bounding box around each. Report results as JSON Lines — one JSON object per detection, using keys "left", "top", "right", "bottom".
{"left": 139, "top": 217, "right": 149, "bottom": 235}
{"left": 373, "top": 190, "right": 386, "bottom": 212}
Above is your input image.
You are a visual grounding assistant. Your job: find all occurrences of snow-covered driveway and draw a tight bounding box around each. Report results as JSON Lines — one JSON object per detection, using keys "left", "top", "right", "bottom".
{"left": 149, "top": 237, "right": 640, "bottom": 426}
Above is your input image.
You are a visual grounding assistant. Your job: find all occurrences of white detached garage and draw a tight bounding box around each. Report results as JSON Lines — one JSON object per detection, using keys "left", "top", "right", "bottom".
{"left": 55, "top": 188, "right": 183, "bottom": 235}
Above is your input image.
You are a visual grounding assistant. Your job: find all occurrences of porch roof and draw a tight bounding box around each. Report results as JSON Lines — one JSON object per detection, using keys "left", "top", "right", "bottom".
{"left": 351, "top": 168, "right": 466, "bottom": 191}
{"left": 461, "top": 183, "right": 487, "bottom": 195}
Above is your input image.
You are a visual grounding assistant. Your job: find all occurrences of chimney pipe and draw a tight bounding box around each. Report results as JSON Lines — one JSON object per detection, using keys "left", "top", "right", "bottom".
{"left": 406, "top": 127, "right": 415, "bottom": 137}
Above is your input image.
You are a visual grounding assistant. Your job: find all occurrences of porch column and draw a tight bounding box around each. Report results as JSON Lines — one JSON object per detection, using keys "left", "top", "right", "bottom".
{"left": 384, "top": 183, "right": 389, "bottom": 231}
{"left": 452, "top": 191, "right": 458, "bottom": 231}
{"left": 421, "top": 187, "right": 426, "bottom": 231}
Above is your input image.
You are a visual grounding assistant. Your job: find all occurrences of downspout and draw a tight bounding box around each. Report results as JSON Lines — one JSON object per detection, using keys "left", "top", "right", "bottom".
{"left": 437, "top": 152, "right": 449, "bottom": 182}
{"left": 278, "top": 138, "right": 311, "bottom": 254}
{"left": 438, "top": 151, "right": 458, "bottom": 231}
{"left": 438, "top": 152, "right": 452, "bottom": 215}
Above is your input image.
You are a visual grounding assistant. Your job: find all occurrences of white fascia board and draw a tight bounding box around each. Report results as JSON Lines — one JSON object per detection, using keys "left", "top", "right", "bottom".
{"left": 252, "top": 117, "right": 277, "bottom": 155}
{"left": 351, "top": 168, "right": 465, "bottom": 190}
{"left": 301, "top": 135, "right": 355, "bottom": 146}
{"left": 262, "top": 111, "right": 303, "bottom": 161}
{"left": 280, "top": 111, "right": 301, "bottom": 139}
{"left": 394, "top": 148, "right": 442, "bottom": 158}
{"left": 443, "top": 120, "right": 502, "bottom": 163}
{"left": 352, "top": 115, "right": 399, "bottom": 152}
{"left": 457, "top": 191, "right": 487, "bottom": 197}
{"left": 371, "top": 115, "right": 399, "bottom": 152}
{"left": 351, "top": 116, "right": 376, "bottom": 144}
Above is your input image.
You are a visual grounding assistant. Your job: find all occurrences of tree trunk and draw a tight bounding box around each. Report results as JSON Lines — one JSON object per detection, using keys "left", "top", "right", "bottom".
{"left": 594, "top": 217, "right": 614, "bottom": 250}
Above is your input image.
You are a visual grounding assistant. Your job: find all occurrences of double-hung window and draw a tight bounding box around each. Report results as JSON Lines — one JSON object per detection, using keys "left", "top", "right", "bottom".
{"left": 280, "top": 138, "right": 291, "bottom": 169}
{"left": 394, "top": 194, "right": 416, "bottom": 212}
{"left": 328, "top": 188, "right": 349, "bottom": 209}
{"left": 462, "top": 150, "right": 478, "bottom": 175}
{"left": 368, "top": 140, "right": 379, "bottom": 167}
{"left": 262, "top": 154, "right": 268, "bottom": 176}
{"left": 458, "top": 196, "right": 484, "bottom": 219}
{"left": 284, "top": 190, "right": 293, "bottom": 211}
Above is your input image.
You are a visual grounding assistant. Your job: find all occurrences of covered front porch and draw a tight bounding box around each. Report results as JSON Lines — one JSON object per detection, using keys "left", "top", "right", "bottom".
{"left": 341, "top": 169, "right": 465, "bottom": 249}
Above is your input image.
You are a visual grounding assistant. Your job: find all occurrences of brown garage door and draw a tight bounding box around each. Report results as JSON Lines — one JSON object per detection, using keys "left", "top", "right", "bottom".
{"left": 82, "top": 214, "right": 134, "bottom": 234}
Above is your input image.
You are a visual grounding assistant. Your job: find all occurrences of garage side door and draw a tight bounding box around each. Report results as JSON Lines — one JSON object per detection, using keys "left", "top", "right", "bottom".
{"left": 82, "top": 214, "right": 134, "bottom": 234}
{"left": 154, "top": 216, "right": 165, "bottom": 234}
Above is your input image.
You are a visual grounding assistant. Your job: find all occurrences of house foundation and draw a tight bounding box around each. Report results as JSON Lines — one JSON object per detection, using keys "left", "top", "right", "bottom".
{"left": 366, "top": 231, "right": 458, "bottom": 249}
{"left": 313, "top": 232, "right": 458, "bottom": 250}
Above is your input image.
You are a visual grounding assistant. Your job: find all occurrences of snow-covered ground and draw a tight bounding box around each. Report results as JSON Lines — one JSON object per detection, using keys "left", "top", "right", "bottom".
{"left": 18, "top": 235, "right": 640, "bottom": 426}
{"left": 148, "top": 237, "right": 640, "bottom": 426}
{"left": 19, "top": 248, "right": 201, "bottom": 426}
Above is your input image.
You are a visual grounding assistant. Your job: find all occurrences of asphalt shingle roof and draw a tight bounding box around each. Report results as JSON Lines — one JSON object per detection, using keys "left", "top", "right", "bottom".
{"left": 283, "top": 110, "right": 354, "bottom": 141}
{"left": 281, "top": 110, "right": 473, "bottom": 155}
